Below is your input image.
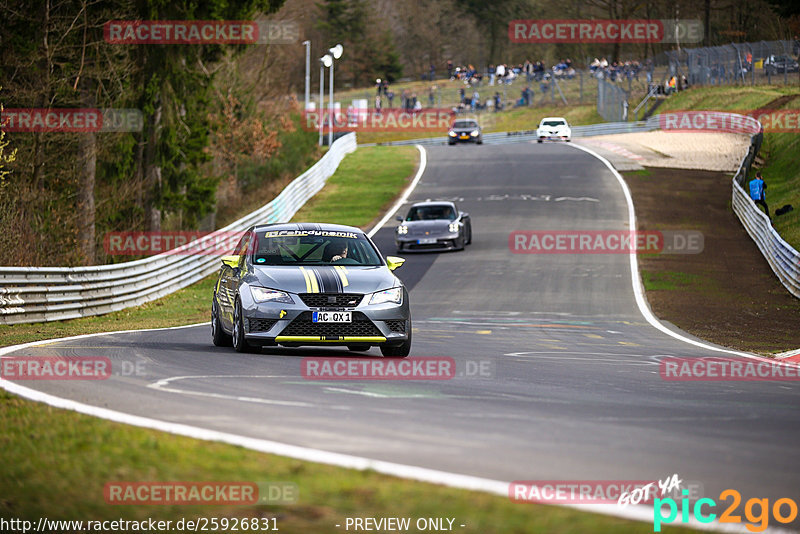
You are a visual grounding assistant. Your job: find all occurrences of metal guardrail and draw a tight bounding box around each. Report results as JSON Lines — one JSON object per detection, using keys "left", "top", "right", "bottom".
{"left": 731, "top": 132, "right": 800, "bottom": 299}
{"left": 0, "top": 133, "right": 358, "bottom": 325}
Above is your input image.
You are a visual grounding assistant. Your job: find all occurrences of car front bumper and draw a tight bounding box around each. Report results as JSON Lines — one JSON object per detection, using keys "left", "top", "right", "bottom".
{"left": 396, "top": 233, "right": 461, "bottom": 252}
{"left": 239, "top": 293, "right": 410, "bottom": 347}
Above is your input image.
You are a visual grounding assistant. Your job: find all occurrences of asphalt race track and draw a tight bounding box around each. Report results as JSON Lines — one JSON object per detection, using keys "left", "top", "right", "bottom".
{"left": 7, "top": 142, "right": 800, "bottom": 527}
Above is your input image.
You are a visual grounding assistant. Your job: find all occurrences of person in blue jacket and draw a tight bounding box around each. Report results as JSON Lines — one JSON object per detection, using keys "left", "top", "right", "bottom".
{"left": 749, "top": 171, "right": 769, "bottom": 218}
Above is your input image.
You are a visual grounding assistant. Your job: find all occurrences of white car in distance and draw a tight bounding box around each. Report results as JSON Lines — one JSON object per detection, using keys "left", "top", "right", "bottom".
{"left": 536, "top": 117, "right": 571, "bottom": 143}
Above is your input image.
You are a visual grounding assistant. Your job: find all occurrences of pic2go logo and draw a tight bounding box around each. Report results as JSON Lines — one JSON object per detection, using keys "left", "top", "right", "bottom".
{"left": 654, "top": 489, "right": 799, "bottom": 532}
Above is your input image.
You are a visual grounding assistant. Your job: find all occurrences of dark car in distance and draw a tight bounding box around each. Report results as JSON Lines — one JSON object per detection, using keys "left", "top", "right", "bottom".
{"left": 448, "top": 119, "right": 482, "bottom": 145}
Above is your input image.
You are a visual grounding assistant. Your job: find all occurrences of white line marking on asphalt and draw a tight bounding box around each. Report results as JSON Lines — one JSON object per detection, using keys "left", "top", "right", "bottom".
{"left": 367, "top": 144, "right": 427, "bottom": 237}
{"left": 148, "top": 374, "right": 312, "bottom": 407}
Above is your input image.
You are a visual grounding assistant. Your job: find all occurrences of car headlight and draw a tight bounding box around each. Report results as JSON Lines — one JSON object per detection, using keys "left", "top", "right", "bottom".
{"left": 470, "top": 130, "right": 479, "bottom": 136}
{"left": 397, "top": 225, "right": 408, "bottom": 235}
{"left": 250, "top": 286, "right": 294, "bottom": 304}
{"left": 448, "top": 130, "right": 457, "bottom": 137}
{"left": 369, "top": 287, "right": 403, "bottom": 305}
{"left": 449, "top": 222, "right": 459, "bottom": 233}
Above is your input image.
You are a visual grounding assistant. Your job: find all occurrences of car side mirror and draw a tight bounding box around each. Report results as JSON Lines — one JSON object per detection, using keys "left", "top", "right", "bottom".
{"left": 395, "top": 215, "right": 404, "bottom": 222}
{"left": 385, "top": 256, "right": 406, "bottom": 271}
{"left": 221, "top": 255, "right": 240, "bottom": 269}
{"left": 460, "top": 211, "right": 469, "bottom": 218}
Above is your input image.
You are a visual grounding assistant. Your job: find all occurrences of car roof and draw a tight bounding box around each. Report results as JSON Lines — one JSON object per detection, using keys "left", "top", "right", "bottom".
{"left": 407, "top": 201, "right": 457, "bottom": 208}
{"left": 540, "top": 117, "right": 568, "bottom": 122}
{"left": 250, "top": 222, "right": 364, "bottom": 235}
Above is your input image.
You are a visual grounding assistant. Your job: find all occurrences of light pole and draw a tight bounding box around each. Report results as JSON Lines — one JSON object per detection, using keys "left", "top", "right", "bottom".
{"left": 319, "top": 55, "right": 332, "bottom": 146}
{"left": 302, "top": 40, "right": 311, "bottom": 112}
{"left": 327, "top": 44, "right": 343, "bottom": 147}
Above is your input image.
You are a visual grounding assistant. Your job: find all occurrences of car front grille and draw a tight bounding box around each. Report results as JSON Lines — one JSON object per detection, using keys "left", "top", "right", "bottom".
{"left": 249, "top": 318, "right": 277, "bottom": 333}
{"left": 408, "top": 241, "right": 452, "bottom": 250}
{"left": 280, "top": 312, "right": 382, "bottom": 337}
{"left": 384, "top": 320, "right": 406, "bottom": 333}
{"left": 299, "top": 293, "right": 364, "bottom": 308}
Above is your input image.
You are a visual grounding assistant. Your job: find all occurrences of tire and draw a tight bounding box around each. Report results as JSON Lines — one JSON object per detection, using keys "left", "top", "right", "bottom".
{"left": 348, "top": 345, "right": 370, "bottom": 352}
{"left": 465, "top": 223, "right": 472, "bottom": 245}
{"left": 211, "top": 298, "right": 232, "bottom": 347}
{"left": 537, "top": 139, "right": 543, "bottom": 143}
{"left": 476, "top": 139, "right": 483, "bottom": 144}
{"left": 380, "top": 326, "right": 411, "bottom": 358}
{"left": 232, "top": 298, "right": 256, "bottom": 353}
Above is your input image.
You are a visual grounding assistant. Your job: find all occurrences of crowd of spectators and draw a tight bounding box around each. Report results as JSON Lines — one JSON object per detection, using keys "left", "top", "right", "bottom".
{"left": 444, "top": 59, "right": 577, "bottom": 86}
{"left": 589, "top": 57, "right": 649, "bottom": 82}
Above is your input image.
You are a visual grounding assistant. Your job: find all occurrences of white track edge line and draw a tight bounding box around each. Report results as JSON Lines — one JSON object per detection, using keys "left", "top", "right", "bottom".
{"left": 367, "top": 144, "right": 427, "bottom": 237}
{"left": 568, "top": 142, "right": 798, "bottom": 366}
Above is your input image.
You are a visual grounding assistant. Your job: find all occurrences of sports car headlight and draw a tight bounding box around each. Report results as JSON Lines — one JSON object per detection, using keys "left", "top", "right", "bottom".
{"left": 449, "top": 222, "right": 459, "bottom": 232}
{"left": 250, "top": 286, "right": 294, "bottom": 304}
{"left": 369, "top": 287, "right": 403, "bottom": 305}
{"left": 448, "top": 130, "right": 457, "bottom": 137}
{"left": 397, "top": 225, "right": 409, "bottom": 235}
{"left": 470, "top": 130, "right": 479, "bottom": 136}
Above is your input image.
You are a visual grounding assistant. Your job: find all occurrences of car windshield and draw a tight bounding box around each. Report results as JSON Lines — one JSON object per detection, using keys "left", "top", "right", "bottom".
{"left": 542, "top": 120, "right": 566, "bottom": 127}
{"left": 405, "top": 205, "right": 457, "bottom": 221}
{"left": 453, "top": 121, "right": 478, "bottom": 129}
{"left": 251, "top": 230, "right": 383, "bottom": 266}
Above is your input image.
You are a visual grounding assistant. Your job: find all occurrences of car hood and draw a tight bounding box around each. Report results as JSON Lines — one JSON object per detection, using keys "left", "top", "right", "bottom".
{"left": 400, "top": 220, "right": 454, "bottom": 235}
{"left": 451, "top": 126, "right": 479, "bottom": 133}
{"left": 250, "top": 265, "right": 398, "bottom": 295}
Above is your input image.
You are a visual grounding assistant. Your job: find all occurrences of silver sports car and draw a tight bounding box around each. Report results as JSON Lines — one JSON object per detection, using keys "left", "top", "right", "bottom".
{"left": 395, "top": 201, "right": 472, "bottom": 253}
{"left": 212, "top": 223, "right": 411, "bottom": 357}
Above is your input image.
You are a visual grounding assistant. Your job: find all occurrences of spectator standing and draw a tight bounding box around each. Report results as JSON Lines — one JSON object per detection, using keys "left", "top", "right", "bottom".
{"left": 428, "top": 85, "right": 436, "bottom": 107}
{"left": 387, "top": 89, "right": 394, "bottom": 108}
{"left": 447, "top": 59, "right": 453, "bottom": 79}
{"left": 496, "top": 63, "right": 506, "bottom": 84}
{"left": 749, "top": 172, "right": 770, "bottom": 219}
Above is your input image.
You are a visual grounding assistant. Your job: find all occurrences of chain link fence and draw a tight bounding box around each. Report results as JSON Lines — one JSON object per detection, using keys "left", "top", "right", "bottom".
{"left": 597, "top": 77, "right": 629, "bottom": 122}
{"left": 660, "top": 40, "right": 800, "bottom": 87}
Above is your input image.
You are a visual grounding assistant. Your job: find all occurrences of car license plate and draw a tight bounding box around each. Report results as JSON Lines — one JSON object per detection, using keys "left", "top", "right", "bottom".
{"left": 312, "top": 311, "right": 351, "bottom": 323}
{"left": 459, "top": 134, "right": 469, "bottom": 139}
{"left": 417, "top": 237, "right": 437, "bottom": 244}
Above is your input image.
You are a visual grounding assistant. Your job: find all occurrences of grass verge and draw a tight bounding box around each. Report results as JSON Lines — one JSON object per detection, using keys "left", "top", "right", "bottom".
{"left": 0, "top": 144, "right": 685, "bottom": 532}
{"left": 1, "top": 390, "right": 692, "bottom": 533}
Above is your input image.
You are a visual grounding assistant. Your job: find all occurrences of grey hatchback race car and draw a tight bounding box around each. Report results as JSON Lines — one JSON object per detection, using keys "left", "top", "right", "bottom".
{"left": 211, "top": 223, "right": 412, "bottom": 357}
